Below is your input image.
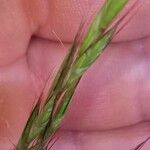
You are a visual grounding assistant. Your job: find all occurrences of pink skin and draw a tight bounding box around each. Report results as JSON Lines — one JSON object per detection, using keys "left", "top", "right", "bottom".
{"left": 0, "top": 0, "right": 150, "bottom": 149}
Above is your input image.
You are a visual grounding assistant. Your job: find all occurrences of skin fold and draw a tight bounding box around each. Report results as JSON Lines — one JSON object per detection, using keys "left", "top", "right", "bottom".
{"left": 0, "top": 0, "right": 150, "bottom": 149}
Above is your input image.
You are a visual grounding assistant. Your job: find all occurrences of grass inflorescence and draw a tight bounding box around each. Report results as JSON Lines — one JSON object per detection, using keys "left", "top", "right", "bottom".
{"left": 16, "top": 0, "right": 140, "bottom": 149}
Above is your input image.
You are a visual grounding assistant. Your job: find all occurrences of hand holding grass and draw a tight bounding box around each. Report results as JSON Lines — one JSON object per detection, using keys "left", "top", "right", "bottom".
{"left": 0, "top": 0, "right": 150, "bottom": 150}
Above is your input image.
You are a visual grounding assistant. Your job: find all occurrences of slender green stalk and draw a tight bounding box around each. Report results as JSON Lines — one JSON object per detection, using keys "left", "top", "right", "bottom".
{"left": 17, "top": 0, "right": 129, "bottom": 149}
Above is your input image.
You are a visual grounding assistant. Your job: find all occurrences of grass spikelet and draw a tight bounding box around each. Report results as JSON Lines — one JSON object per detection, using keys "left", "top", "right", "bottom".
{"left": 16, "top": 0, "right": 131, "bottom": 149}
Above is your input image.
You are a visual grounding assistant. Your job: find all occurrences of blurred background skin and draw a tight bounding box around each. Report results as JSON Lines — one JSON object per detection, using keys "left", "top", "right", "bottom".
{"left": 0, "top": 0, "right": 150, "bottom": 149}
